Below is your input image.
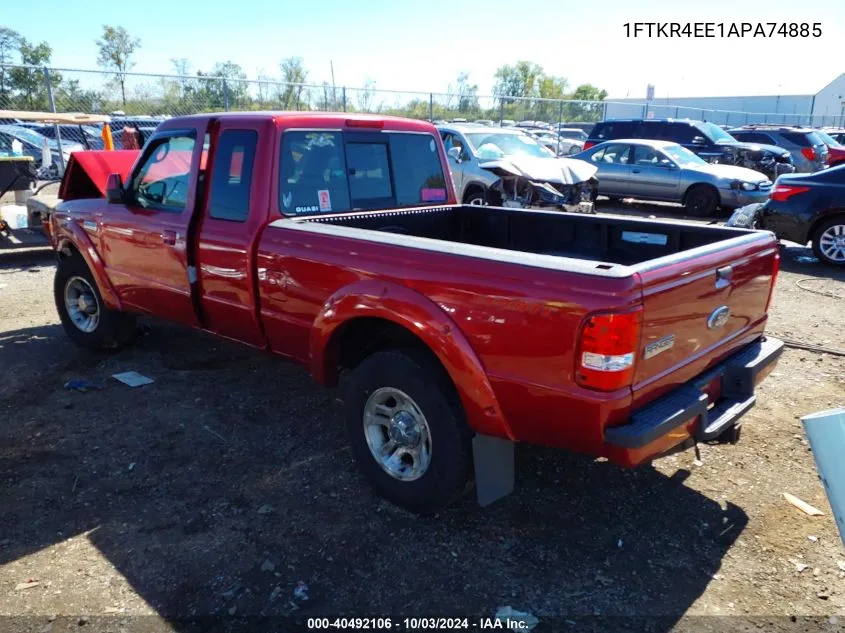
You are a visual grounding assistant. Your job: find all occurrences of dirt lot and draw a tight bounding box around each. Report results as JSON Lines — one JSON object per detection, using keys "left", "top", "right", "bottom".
{"left": 1, "top": 200, "right": 844, "bottom": 633}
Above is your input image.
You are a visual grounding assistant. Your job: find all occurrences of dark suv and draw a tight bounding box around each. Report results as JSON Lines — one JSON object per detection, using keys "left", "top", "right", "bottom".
{"left": 728, "top": 126, "right": 828, "bottom": 173}
{"left": 585, "top": 119, "right": 795, "bottom": 180}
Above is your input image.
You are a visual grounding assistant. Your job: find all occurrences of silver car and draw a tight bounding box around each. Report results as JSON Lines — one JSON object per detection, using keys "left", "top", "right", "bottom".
{"left": 572, "top": 139, "right": 772, "bottom": 216}
{"left": 438, "top": 124, "right": 598, "bottom": 212}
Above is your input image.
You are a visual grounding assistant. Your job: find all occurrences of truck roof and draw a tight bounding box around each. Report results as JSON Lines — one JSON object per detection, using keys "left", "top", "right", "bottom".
{"left": 160, "top": 111, "right": 437, "bottom": 133}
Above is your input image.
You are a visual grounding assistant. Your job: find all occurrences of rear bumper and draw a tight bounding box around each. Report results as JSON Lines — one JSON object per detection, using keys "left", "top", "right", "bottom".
{"left": 604, "top": 336, "right": 784, "bottom": 462}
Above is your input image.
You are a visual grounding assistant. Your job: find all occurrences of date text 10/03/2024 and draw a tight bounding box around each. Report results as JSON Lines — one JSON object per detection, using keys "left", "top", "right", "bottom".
{"left": 307, "top": 617, "right": 534, "bottom": 630}
{"left": 624, "top": 22, "right": 822, "bottom": 38}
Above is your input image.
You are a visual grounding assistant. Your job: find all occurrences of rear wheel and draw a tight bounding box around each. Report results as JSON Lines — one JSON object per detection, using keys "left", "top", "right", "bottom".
{"left": 343, "top": 349, "right": 473, "bottom": 515}
{"left": 812, "top": 217, "right": 845, "bottom": 267}
{"left": 684, "top": 185, "right": 719, "bottom": 217}
{"left": 54, "top": 254, "right": 137, "bottom": 351}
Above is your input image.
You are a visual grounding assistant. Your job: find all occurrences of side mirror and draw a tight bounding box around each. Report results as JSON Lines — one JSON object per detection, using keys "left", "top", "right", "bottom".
{"left": 447, "top": 146, "right": 462, "bottom": 163}
{"left": 106, "top": 173, "right": 124, "bottom": 204}
{"left": 691, "top": 136, "right": 706, "bottom": 145}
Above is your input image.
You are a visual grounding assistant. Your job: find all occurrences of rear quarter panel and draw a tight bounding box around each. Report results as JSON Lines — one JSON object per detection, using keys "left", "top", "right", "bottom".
{"left": 256, "top": 224, "right": 642, "bottom": 454}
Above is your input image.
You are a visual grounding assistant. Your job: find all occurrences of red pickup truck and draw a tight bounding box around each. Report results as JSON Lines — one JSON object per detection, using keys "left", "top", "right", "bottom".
{"left": 48, "top": 112, "right": 783, "bottom": 514}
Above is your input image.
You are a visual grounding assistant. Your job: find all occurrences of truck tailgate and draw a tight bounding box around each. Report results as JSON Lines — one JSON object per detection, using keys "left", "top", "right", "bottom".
{"left": 631, "top": 232, "right": 779, "bottom": 407}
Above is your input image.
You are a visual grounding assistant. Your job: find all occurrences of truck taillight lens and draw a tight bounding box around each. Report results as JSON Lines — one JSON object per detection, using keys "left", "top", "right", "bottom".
{"left": 583, "top": 141, "right": 595, "bottom": 150}
{"left": 576, "top": 308, "right": 643, "bottom": 392}
{"left": 769, "top": 185, "right": 810, "bottom": 202}
{"left": 801, "top": 147, "right": 817, "bottom": 161}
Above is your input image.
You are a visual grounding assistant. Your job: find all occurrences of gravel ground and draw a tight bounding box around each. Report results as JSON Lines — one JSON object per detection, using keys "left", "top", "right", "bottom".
{"left": 1, "top": 200, "right": 844, "bottom": 633}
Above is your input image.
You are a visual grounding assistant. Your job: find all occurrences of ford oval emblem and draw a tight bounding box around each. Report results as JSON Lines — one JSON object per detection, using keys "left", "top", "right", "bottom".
{"left": 707, "top": 306, "right": 730, "bottom": 330}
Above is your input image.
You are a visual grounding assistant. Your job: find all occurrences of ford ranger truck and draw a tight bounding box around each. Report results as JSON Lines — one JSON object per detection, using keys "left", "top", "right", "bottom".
{"left": 48, "top": 112, "right": 783, "bottom": 514}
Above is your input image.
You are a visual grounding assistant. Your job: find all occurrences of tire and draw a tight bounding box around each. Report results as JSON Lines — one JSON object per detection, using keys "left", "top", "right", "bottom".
{"left": 811, "top": 217, "right": 845, "bottom": 267}
{"left": 464, "top": 189, "right": 486, "bottom": 206}
{"left": 343, "top": 349, "right": 473, "bottom": 515}
{"left": 684, "top": 185, "right": 719, "bottom": 217}
{"left": 54, "top": 254, "right": 137, "bottom": 351}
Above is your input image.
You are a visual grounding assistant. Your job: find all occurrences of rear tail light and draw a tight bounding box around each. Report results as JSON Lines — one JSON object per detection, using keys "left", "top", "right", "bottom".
{"left": 765, "top": 251, "right": 780, "bottom": 312}
{"left": 770, "top": 184, "right": 810, "bottom": 202}
{"left": 801, "top": 147, "right": 817, "bottom": 161}
{"left": 345, "top": 118, "right": 384, "bottom": 129}
{"left": 583, "top": 141, "right": 595, "bottom": 150}
{"left": 576, "top": 308, "right": 642, "bottom": 392}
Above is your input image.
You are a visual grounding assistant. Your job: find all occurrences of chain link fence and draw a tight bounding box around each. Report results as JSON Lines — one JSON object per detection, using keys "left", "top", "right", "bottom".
{"left": 0, "top": 64, "right": 842, "bottom": 129}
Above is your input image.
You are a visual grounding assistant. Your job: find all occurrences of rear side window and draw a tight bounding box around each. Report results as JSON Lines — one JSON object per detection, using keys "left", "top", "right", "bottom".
{"left": 781, "top": 131, "right": 822, "bottom": 146}
{"left": 208, "top": 130, "right": 258, "bottom": 222}
{"left": 279, "top": 131, "right": 447, "bottom": 215}
{"left": 592, "top": 122, "right": 636, "bottom": 140}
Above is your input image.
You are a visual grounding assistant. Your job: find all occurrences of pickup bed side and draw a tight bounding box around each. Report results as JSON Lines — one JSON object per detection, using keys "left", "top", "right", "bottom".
{"left": 49, "top": 112, "right": 782, "bottom": 514}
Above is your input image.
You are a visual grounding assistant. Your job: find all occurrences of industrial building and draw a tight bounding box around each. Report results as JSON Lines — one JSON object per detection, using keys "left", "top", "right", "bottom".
{"left": 604, "top": 73, "right": 845, "bottom": 127}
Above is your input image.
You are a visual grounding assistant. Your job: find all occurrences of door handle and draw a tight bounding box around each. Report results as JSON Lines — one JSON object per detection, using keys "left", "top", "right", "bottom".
{"left": 632, "top": 169, "right": 641, "bottom": 174}
{"left": 161, "top": 230, "right": 177, "bottom": 245}
{"left": 715, "top": 265, "right": 733, "bottom": 289}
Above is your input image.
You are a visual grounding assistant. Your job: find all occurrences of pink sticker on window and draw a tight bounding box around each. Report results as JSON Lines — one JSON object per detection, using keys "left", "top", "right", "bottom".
{"left": 318, "top": 189, "right": 332, "bottom": 212}
{"left": 421, "top": 188, "right": 447, "bottom": 202}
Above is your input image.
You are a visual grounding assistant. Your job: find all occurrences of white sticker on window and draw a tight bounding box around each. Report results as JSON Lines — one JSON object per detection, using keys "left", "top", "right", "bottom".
{"left": 318, "top": 189, "right": 332, "bottom": 212}
{"left": 430, "top": 139, "right": 436, "bottom": 152}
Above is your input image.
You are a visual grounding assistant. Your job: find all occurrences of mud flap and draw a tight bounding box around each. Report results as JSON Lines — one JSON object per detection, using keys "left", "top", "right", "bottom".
{"left": 473, "top": 434, "right": 514, "bottom": 507}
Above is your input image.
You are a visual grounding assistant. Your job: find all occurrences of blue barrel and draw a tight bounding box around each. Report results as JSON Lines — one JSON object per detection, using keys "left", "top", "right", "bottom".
{"left": 802, "top": 408, "right": 845, "bottom": 549}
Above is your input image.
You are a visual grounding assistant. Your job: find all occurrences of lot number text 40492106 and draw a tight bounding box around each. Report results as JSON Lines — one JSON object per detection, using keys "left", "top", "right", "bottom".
{"left": 623, "top": 22, "right": 822, "bottom": 38}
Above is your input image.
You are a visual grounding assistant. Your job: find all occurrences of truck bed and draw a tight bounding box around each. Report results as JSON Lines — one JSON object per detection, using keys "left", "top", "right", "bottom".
{"left": 295, "top": 204, "right": 755, "bottom": 269}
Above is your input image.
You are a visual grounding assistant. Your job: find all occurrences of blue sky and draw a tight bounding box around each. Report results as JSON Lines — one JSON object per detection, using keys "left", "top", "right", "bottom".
{"left": 5, "top": 0, "right": 844, "bottom": 99}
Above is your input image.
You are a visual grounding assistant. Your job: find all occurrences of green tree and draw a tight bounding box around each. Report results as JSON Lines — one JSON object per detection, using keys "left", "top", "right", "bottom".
{"left": 0, "top": 27, "right": 21, "bottom": 100}
{"left": 538, "top": 76, "right": 568, "bottom": 100}
{"left": 492, "top": 61, "right": 544, "bottom": 98}
{"left": 9, "top": 39, "right": 57, "bottom": 110}
{"left": 568, "top": 83, "right": 609, "bottom": 121}
{"left": 95, "top": 25, "right": 141, "bottom": 106}
{"left": 571, "top": 83, "right": 608, "bottom": 102}
{"left": 198, "top": 61, "right": 248, "bottom": 110}
{"left": 279, "top": 57, "right": 308, "bottom": 109}
{"left": 455, "top": 71, "right": 479, "bottom": 114}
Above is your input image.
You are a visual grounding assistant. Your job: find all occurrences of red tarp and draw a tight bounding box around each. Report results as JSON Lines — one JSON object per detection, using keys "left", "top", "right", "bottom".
{"left": 58, "top": 150, "right": 140, "bottom": 201}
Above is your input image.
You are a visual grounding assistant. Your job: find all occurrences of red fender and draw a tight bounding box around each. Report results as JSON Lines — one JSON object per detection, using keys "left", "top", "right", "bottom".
{"left": 53, "top": 215, "right": 122, "bottom": 311}
{"left": 311, "top": 279, "right": 513, "bottom": 440}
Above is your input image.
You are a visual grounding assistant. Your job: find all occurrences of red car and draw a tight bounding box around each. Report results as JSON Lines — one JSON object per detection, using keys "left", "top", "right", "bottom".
{"left": 816, "top": 129, "right": 845, "bottom": 167}
{"left": 48, "top": 112, "right": 782, "bottom": 513}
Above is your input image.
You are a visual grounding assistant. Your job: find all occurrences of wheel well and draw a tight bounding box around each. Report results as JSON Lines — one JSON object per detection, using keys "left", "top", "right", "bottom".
{"left": 809, "top": 212, "right": 845, "bottom": 243}
{"left": 683, "top": 183, "right": 718, "bottom": 205}
{"left": 57, "top": 241, "right": 81, "bottom": 260}
{"left": 326, "top": 317, "right": 442, "bottom": 387}
{"left": 462, "top": 184, "right": 485, "bottom": 203}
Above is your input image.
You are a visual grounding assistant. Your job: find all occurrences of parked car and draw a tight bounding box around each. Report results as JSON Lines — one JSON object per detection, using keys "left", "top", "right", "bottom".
{"left": 499, "top": 119, "right": 516, "bottom": 127}
{"left": 821, "top": 128, "right": 845, "bottom": 145}
{"left": 47, "top": 112, "right": 782, "bottom": 513}
{"left": 586, "top": 119, "right": 795, "bottom": 181}
{"left": 26, "top": 123, "right": 105, "bottom": 150}
{"left": 727, "top": 164, "right": 845, "bottom": 266}
{"left": 813, "top": 129, "right": 845, "bottom": 167}
{"left": 528, "top": 129, "right": 584, "bottom": 156}
{"left": 558, "top": 127, "right": 589, "bottom": 142}
{"left": 572, "top": 139, "right": 772, "bottom": 216}
{"left": 728, "top": 126, "right": 828, "bottom": 173}
{"left": 473, "top": 119, "right": 494, "bottom": 126}
{"left": 559, "top": 121, "right": 596, "bottom": 135}
{"left": 0, "top": 124, "right": 82, "bottom": 178}
{"left": 438, "top": 123, "right": 597, "bottom": 211}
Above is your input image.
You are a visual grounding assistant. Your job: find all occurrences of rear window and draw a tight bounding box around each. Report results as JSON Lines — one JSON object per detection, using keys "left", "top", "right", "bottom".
{"left": 279, "top": 131, "right": 447, "bottom": 215}
{"left": 781, "top": 131, "right": 823, "bottom": 147}
{"left": 592, "top": 121, "right": 637, "bottom": 140}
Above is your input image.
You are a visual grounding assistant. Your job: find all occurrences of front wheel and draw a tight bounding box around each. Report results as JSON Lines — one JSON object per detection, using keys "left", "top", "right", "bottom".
{"left": 812, "top": 217, "right": 845, "bottom": 267}
{"left": 684, "top": 185, "right": 719, "bottom": 217}
{"left": 54, "top": 254, "right": 137, "bottom": 351}
{"left": 464, "top": 190, "right": 487, "bottom": 206}
{"left": 343, "top": 349, "right": 473, "bottom": 514}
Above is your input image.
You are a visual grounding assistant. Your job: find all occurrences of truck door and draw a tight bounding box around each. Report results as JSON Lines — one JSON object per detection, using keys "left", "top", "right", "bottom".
{"left": 195, "top": 118, "right": 274, "bottom": 346}
{"left": 100, "top": 123, "right": 209, "bottom": 325}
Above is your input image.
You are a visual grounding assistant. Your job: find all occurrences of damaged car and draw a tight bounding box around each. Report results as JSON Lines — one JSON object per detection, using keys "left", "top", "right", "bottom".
{"left": 585, "top": 119, "right": 796, "bottom": 181}
{"left": 438, "top": 124, "right": 598, "bottom": 213}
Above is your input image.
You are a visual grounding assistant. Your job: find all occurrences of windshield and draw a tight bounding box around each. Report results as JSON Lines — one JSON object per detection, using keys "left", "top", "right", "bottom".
{"left": 466, "top": 132, "right": 554, "bottom": 159}
{"left": 0, "top": 125, "right": 60, "bottom": 149}
{"left": 815, "top": 130, "right": 842, "bottom": 147}
{"left": 698, "top": 122, "right": 737, "bottom": 144}
{"left": 663, "top": 144, "right": 706, "bottom": 166}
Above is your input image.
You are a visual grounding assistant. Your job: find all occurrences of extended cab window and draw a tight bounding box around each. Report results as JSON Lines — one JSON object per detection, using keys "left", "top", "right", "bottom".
{"left": 280, "top": 130, "right": 447, "bottom": 215}
{"left": 208, "top": 130, "right": 258, "bottom": 222}
{"left": 131, "top": 135, "right": 196, "bottom": 211}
